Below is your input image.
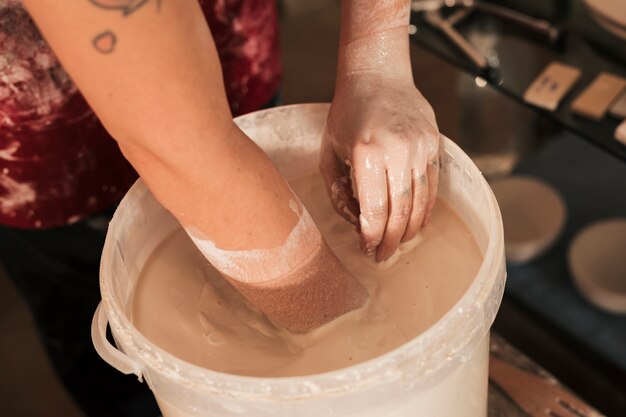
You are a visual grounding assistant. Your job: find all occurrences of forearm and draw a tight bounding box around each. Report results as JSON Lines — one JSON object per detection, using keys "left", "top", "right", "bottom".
{"left": 24, "top": 0, "right": 367, "bottom": 332}
{"left": 23, "top": 0, "right": 298, "bottom": 250}
{"left": 338, "top": 0, "right": 412, "bottom": 80}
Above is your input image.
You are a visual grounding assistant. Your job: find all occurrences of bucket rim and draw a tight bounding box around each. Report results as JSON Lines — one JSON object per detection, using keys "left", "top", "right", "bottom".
{"left": 99, "top": 103, "right": 505, "bottom": 401}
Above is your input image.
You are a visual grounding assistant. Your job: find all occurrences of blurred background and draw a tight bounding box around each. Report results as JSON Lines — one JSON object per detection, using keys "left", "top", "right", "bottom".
{"left": 1, "top": 0, "right": 625, "bottom": 415}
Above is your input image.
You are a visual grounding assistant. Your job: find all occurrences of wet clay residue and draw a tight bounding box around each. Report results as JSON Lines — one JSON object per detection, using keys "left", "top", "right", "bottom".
{"left": 131, "top": 172, "right": 483, "bottom": 377}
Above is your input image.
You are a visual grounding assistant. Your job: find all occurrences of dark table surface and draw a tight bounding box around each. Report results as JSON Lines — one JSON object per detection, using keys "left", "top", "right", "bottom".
{"left": 410, "top": 0, "right": 626, "bottom": 162}
{"left": 411, "top": 3, "right": 626, "bottom": 415}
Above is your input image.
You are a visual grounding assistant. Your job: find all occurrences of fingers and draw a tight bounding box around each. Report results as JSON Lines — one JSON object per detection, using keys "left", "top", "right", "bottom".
{"left": 376, "top": 166, "right": 412, "bottom": 262}
{"left": 423, "top": 156, "right": 440, "bottom": 226}
{"left": 401, "top": 168, "right": 429, "bottom": 243}
{"left": 353, "top": 152, "right": 436, "bottom": 262}
{"left": 353, "top": 153, "right": 388, "bottom": 257}
{"left": 319, "top": 144, "right": 360, "bottom": 226}
{"left": 323, "top": 128, "right": 440, "bottom": 262}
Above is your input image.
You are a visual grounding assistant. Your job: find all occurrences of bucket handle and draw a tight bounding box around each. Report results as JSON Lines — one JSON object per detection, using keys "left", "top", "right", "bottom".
{"left": 92, "top": 302, "right": 143, "bottom": 380}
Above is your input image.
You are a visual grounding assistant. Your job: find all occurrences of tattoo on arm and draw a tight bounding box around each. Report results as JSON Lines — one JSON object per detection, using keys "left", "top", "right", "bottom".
{"left": 89, "top": 0, "right": 161, "bottom": 16}
{"left": 89, "top": 0, "right": 162, "bottom": 54}
{"left": 93, "top": 30, "right": 117, "bottom": 54}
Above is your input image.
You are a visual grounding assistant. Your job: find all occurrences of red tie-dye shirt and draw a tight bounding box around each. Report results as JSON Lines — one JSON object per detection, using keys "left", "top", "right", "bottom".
{"left": 0, "top": 0, "right": 281, "bottom": 229}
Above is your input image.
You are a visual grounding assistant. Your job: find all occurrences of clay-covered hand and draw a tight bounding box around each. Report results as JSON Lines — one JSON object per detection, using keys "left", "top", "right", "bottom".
{"left": 320, "top": 74, "right": 440, "bottom": 262}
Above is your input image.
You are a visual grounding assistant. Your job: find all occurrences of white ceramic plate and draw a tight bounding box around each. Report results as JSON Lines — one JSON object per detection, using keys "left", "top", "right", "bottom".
{"left": 490, "top": 176, "right": 566, "bottom": 264}
{"left": 585, "top": 0, "right": 626, "bottom": 30}
{"left": 569, "top": 218, "right": 626, "bottom": 314}
{"left": 590, "top": 9, "right": 626, "bottom": 40}
{"left": 585, "top": 0, "right": 626, "bottom": 40}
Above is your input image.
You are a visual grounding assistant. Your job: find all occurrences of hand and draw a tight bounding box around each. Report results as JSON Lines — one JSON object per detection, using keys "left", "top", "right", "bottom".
{"left": 320, "top": 73, "right": 440, "bottom": 262}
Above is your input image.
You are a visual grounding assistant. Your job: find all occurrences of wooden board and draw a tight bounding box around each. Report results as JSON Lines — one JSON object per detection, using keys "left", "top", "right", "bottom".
{"left": 488, "top": 334, "right": 605, "bottom": 417}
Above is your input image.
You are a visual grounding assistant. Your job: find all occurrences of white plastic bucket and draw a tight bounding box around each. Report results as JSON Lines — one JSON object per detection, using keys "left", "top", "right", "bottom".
{"left": 92, "top": 103, "right": 505, "bottom": 417}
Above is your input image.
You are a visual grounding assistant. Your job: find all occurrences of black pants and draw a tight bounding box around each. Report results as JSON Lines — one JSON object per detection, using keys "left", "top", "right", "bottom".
{"left": 0, "top": 210, "right": 160, "bottom": 417}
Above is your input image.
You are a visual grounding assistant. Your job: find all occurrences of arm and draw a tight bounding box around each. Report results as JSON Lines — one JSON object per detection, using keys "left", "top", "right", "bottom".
{"left": 23, "top": 0, "right": 366, "bottom": 332}
{"left": 321, "top": 0, "right": 440, "bottom": 262}
{"left": 23, "top": 0, "right": 295, "bottom": 250}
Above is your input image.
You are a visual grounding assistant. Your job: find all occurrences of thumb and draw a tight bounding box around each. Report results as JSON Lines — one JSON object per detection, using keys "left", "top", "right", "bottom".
{"left": 319, "top": 145, "right": 360, "bottom": 227}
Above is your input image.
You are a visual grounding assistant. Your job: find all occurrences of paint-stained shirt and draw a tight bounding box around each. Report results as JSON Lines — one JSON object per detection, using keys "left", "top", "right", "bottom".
{"left": 0, "top": 0, "right": 281, "bottom": 228}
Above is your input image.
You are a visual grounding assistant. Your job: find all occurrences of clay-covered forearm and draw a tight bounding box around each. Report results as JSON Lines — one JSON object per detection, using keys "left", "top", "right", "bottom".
{"left": 22, "top": 0, "right": 300, "bottom": 251}
{"left": 338, "top": 0, "right": 412, "bottom": 79}
{"left": 340, "top": 0, "right": 410, "bottom": 44}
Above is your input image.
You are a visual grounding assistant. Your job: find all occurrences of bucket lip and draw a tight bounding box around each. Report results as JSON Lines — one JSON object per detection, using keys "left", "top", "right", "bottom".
{"left": 101, "top": 103, "right": 505, "bottom": 400}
